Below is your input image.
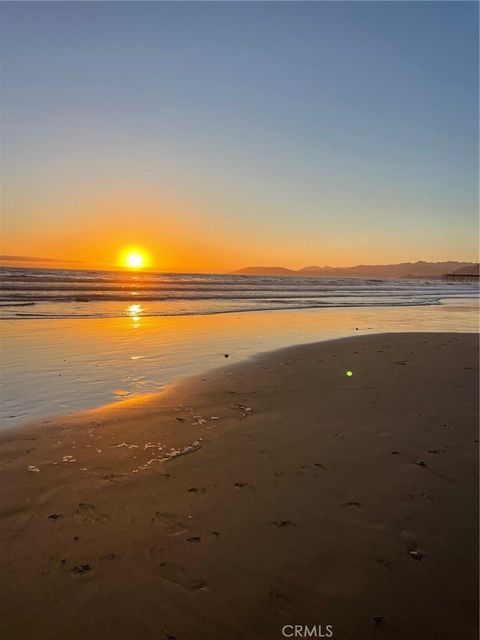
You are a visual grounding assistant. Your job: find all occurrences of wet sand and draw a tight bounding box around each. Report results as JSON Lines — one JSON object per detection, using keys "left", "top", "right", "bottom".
{"left": 0, "top": 333, "right": 478, "bottom": 640}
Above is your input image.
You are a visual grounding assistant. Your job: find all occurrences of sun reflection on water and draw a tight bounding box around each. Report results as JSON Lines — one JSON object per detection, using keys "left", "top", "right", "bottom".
{"left": 127, "top": 304, "right": 144, "bottom": 328}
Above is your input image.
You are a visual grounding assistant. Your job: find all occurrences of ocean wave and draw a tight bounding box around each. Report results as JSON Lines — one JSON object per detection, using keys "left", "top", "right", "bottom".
{"left": 0, "top": 266, "right": 478, "bottom": 319}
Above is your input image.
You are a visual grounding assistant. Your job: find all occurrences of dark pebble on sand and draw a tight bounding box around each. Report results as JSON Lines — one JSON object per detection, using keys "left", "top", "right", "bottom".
{"left": 373, "top": 616, "right": 385, "bottom": 626}
{"left": 416, "top": 459, "right": 426, "bottom": 467}
{"left": 409, "top": 549, "right": 423, "bottom": 561}
{"left": 224, "top": 354, "right": 229, "bottom": 358}
{"left": 48, "top": 513, "right": 61, "bottom": 520}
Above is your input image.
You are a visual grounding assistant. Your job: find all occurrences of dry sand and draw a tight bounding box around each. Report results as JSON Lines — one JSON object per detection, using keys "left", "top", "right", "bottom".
{"left": 0, "top": 332, "right": 478, "bottom": 640}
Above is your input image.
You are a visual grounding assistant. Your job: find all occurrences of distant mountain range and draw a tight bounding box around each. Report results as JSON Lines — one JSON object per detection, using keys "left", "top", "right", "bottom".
{"left": 233, "top": 261, "right": 479, "bottom": 279}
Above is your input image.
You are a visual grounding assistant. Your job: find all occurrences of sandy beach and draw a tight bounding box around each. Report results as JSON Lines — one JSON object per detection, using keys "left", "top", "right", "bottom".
{"left": 0, "top": 332, "right": 478, "bottom": 640}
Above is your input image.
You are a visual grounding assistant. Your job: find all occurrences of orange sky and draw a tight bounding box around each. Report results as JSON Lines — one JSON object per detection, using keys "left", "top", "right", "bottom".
{"left": 2, "top": 186, "right": 476, "bottom": 273}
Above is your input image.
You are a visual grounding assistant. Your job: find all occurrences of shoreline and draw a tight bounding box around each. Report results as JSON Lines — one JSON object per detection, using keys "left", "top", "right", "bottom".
{"left": 0, "top": 330, "right": 440, "bottom": 435}
{"left": 2, "top": 328, "right": 477, "bottom": 436}
{"left": 2, "top": 303, "right": 478, "bottom": 429}
{"left": 0, "top": 332, "right": 478, "bottom": 639}
{"left": 2, "top": 295, "right": 479, "bottom": 322}
{"left": 3, "top": 295, "right": 477, "bottom": 318}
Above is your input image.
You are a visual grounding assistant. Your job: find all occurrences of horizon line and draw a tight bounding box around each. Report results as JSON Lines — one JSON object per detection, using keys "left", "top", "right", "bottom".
{"left": 0, "top": 255, "right": 477, "bottom": 276}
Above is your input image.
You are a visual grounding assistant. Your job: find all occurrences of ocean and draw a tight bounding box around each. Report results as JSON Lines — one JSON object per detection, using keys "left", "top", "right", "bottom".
{"left": 1, "top": 267, "right": 478, "bottom": 319}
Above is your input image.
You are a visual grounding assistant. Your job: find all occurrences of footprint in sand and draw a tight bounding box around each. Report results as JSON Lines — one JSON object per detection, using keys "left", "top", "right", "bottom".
{"left": 377, "top": 558, "right": 391, "bottom": 568}
{"left": 70, "top": 564, "right": 91, "bottom": 575}
{"left": 153, "top": 512, "right": 188, "bottom": 535}
{"left": 268, "top": 589, "right": 294, "bottom": 613}
{"left": 74, "top": 503, "right": 110, "bottom": 524}
{"left": 102, "top": 472, "right": 126, "bottom": 481}
{"left": 234, "top": 482, "right": 254, "bottom": 490}
{"left": 300, "top": 464, "right": 326, "bottom": 475}
{"left": 158, "top": 562, "right": 207, "bottom": 591}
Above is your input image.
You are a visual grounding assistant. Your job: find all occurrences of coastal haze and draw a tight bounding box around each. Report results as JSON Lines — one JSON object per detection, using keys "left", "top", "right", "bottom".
{"left": 0, "top": 2, "right": 478, "bottom": 640}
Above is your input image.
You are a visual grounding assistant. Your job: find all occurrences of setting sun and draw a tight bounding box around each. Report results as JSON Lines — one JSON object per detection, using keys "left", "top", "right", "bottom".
{"left": 126, "top": 252, "right": 144, "bottom": 268}
{"left": 120, "top": 247, "right": 151, "bottom": 270}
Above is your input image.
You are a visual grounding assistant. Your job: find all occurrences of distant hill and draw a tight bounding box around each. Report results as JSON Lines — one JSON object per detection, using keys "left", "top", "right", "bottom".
{"left": 233, "top": 261, "right": 477, "bottom": 278}
{"left": 450, "top": 264, "right": 480, "bottom": 276}
{"left": 234, "top": 266, "right": 297, "bottom": 276}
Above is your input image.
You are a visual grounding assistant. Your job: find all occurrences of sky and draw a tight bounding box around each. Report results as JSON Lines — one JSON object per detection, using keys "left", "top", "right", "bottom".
{"left": 1, "top": 1, "right": 478, "bottom": 272}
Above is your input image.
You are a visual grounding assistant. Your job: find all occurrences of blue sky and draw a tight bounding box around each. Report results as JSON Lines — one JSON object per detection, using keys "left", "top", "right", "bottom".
{"left": 1, "top": 1, "right": 478, "bottom": 270}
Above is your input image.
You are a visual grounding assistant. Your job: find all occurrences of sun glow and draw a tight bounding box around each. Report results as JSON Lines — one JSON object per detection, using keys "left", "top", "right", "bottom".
{"left": 126, "top": 252, "right": 143, "bottom": 268}
{"left": 120, "top": 247, "right": 151, "bottom": 270}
